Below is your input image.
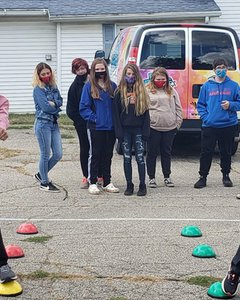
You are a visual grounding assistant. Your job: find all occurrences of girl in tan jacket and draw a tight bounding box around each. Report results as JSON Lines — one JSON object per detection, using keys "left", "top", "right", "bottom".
{"left": 146, "top": 67, "right": 183, "bottom": 188}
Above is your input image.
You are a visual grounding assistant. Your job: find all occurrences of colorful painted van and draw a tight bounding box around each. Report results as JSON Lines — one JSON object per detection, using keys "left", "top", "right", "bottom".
{"left": 105, "top": 23, "right": 240, "bottom": 153}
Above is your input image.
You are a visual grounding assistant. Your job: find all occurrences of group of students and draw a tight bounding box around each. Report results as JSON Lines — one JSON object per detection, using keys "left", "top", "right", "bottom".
{"left": 71, "top": 58, "right": 182, "bottom": 196}
{"left": 0, "top": 58, "right": 240, "bottom": 296}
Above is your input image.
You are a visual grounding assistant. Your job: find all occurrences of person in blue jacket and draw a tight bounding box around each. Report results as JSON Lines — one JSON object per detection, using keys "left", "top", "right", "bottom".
{"left": 194, "top": 58, "right": 240, "bottom": 188}
{"left": 80, "top": 58, "right": 119, "bottom": 195}
{"left": 32, "top": 62, "right": 63, "bottom": 192}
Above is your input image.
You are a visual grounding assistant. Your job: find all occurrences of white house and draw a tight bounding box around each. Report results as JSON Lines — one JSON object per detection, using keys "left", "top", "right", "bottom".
{"left": 0, "top": 0, "right": 239, "bottom": 113}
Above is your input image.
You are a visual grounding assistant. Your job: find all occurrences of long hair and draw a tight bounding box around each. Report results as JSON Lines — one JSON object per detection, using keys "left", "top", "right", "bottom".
{"left": 117, "top": 63, "right": 149, "bottom": 116}
{"left": 32, "top": 62, "right": 57, "bottom": 88}
{"left": 146, "top": 67, "right": 172, "bottom": 96}
{"left": 89, "top": 58, "right": 114, "bottom": 99}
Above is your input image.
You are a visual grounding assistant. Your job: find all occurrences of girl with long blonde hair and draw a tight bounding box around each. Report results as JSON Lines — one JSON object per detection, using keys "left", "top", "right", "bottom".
{"left": 112, "top": 63, "right": 150, "bottom": 196}
{"left": 33, "top": 62, "right": 63, "bottom": 192}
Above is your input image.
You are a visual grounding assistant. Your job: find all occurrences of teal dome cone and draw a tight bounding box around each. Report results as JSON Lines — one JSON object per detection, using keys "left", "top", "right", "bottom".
{"left": 192, "top": 244, "right": 216, "bottom": 258}
{"left": 207, "top": 281, "right": 233, "bottom": 299}
{"left": 181, "top": 225, "right": 202, "bottom": 237}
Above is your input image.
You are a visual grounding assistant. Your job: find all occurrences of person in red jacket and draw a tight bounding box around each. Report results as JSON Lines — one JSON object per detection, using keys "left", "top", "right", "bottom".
{"left": 0, "top": 95, "right": 17, "bottom": 283}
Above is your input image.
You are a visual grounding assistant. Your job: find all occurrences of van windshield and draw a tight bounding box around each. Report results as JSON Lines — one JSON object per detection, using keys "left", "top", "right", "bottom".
{"left": 139, "top": 30, "right": 185, "bottom": 69}
{"left": 192, "top": 30, "right": 236, "bottom": 70}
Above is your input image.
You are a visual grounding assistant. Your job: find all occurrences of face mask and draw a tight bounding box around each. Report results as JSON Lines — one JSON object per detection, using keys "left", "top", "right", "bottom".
{"left": 95, "top": 71, "right": 106, "bottom": 78}
{"left": 215, "top": 68, "right": 227, "bottom": 78}
{"left": 125, "top": 75, "right": 136, "bottom": 85}
{"left": 154, "top": 80, "right": 166, "bottom": 88}
{"left": 40, "top": 76, "right": 51, "bottom": 84}
{"left": 77, "top": 73, "right": 88, "bottom": 81}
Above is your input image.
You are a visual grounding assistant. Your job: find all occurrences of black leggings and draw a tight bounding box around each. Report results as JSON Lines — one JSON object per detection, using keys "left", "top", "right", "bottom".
{"left": 0, "top": 230, "right": 8, "bottom": 267}
{"left": 231, "top": 246, "right": 240, "bottom": 275}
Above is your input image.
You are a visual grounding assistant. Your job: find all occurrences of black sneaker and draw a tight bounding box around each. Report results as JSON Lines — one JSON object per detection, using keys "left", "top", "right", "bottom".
{"left": 222, "top": 270, "right": 239, "bottom": 296}
{"left": 194, "top": 176, "right": 207, "bottom": 188}
{"left": 0, "top": 264, "right": 17, "bottom": 283}
{"left": 124, "top": 183, "right": 134, "bottom": 196}
{"left": 137, "top": 184, "right": 147, "bottom": 196}
{"left": 40, "top": 182, "right": 60, "bottom": 193}
{"left": 34, "top": 172, "right": 41, "bottom": 183}
{"left": 223, "top": 174, "right": 233, "bottom": 187}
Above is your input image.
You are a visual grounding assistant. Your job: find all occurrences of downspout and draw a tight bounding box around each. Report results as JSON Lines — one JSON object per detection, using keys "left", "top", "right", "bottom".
{"left": 56, "top": 23, "right": 61, "bottom": 90}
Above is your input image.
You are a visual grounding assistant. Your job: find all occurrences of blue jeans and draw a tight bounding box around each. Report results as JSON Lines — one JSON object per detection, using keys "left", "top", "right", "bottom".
{"left": 35, "top": 119, "right": 62, "bottom": 184}
{"left": 122, "top": 127, "right": 146, "bottom": 185}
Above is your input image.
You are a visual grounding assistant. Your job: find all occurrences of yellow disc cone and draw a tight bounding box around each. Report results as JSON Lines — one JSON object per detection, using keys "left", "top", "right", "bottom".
{"left": 0, "top": 281, "right": 23, "bottom": 296}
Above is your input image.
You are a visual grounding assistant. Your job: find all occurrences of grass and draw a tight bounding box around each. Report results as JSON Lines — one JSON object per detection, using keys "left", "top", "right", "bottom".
{"left": 9, "top": 113, "right": 74, "bottom": 129}
{"left": 27, "top": 270, "right": 51, "bottom": 279}
{"left": 22, "top": 235, "right": 53, "bottom": 244}
{"left": 0, "top": 148, "right": 22, "bottom": 159}
{"left": 186, "top": 275, "right": 221, "bottom": 287}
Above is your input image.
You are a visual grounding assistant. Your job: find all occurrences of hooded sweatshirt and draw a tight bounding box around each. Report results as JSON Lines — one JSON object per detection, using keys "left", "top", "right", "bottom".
{"left": 197, "top": 76, "right": 240, "bottom": 128}
{"left": 0, "top": 95, "right": 9, "bottom": 130}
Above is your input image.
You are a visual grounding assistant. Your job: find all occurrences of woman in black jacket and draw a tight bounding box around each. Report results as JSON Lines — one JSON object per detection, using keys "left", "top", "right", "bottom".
{"left": 67, "top": 58, "right": 93, "bottom": 189}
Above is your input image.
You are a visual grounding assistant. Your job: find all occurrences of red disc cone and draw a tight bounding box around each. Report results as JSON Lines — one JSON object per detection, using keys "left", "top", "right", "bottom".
{"left": 16, "top": 223, "right": 38, "bottom": 235}
{"left": 5, "top": 244, "right": 24, "bottom": 259}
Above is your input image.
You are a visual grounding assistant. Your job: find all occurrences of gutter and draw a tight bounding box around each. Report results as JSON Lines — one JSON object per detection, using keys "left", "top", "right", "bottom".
{"left": 0, "top": 9, "right": 48, "bottom": 16}
{"left": 49, "top": 11, "right": 221, "bottom": 22}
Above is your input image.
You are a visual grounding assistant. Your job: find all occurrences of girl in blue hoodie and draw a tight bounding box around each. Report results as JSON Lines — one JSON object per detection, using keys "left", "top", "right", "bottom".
{"left": 80, "top": 58, "right": 119, "bottom": 195}
{"left": 194, "top": 58, "right": 240, "bottom": 189}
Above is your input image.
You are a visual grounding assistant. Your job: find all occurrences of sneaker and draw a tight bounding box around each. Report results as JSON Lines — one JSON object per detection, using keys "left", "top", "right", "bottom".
{"left": 40, "top": 182, "right": 60, "bottom": 193}
{"left": 88, "top": 184, "right": 101, "bottom": 195}
{"left": 164, "top": 178, "right": 174, "bottom": 187}
{"left": 148, "top": 178, "right": 157, "bottom": 188}
{"left": 80, "top": 177, "right": 89, "bottom": 189}
{"left": 0, "top": 264, "right": 17, "bottom": 283}
{"left": 194, "top": 176, "right": 207, "bottom": 188}
{"left": 222, "top": 270, "right": 239, "bottom": 296}
{"left": 137, "top": 183, "right": 147, "bottom": 196}
{"left": 97, "top": 177, "right": 104, "bottom": 187}
{"left": 34, "top": 172, "right": 41, "bottom": 183}
{"left": 223, "top": 174, "right": 233, "bottom": 187}
{"left": 102, "top": 183, "right": 119, "bottom": 193}
{"left": 124, "top": 183, "right": 134, "bottom": 196}
{"left": 236, "top": 194, "right": 240, "bottom": 199}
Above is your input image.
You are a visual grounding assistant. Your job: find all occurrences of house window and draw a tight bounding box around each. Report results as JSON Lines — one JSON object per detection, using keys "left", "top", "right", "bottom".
{"left": 103, "top": 24, "right": 115, "bottom": 58}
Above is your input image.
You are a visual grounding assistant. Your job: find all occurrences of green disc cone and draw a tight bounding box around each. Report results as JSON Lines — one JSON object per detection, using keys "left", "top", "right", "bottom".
{"left": 181, "top": 226, "right": 202, "bottom": 237}
{"left": 192, "top": 244, "right": 216, "bottom": 258}
{"left": 207, "top": 281, "right": 233, "bottom": 299}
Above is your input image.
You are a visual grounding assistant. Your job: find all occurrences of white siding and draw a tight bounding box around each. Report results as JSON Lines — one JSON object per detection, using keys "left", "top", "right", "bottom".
{"left": 0, "top": 21, "right": 56, "bottom": 113}
{"left": 60, "top": 23, "right": 103, "bottom": 110}
{"left": 211, "top": 0, "right": 240, "bottom": 37}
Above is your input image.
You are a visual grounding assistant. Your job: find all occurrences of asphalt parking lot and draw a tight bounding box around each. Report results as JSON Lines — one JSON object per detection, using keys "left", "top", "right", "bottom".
{"left": 0, "top": 128, "right": 240, "bottom": 300}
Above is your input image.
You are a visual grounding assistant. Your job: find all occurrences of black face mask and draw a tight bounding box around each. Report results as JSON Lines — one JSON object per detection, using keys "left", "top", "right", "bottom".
{"left": 77, "top": 73, "right": 88, "bottom": 81}
{"left": 95, "top": 71, "right": 106, "bottom": 78}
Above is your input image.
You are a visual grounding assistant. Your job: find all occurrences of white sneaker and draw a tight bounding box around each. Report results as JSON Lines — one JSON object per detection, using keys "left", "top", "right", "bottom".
{"left": 164, "top": 178, "right": 174, "bottom": 187}
{"left": 148, "top": 178, "right": 157, "bottom": 188}
{"left": 102, "top": 183, "right": 119, "bottom": 193}
{"left": 88, "top": 184, "right": 101, "bottom": 195}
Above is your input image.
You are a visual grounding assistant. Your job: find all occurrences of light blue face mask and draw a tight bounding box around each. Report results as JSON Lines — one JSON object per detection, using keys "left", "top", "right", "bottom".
{"left": 215, "top": 68, "right": 227, "bottom": 78}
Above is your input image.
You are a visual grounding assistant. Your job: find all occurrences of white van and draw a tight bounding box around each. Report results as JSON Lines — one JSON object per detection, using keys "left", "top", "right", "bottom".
{"left": 99, "top": 23, "right": 240, "bottom": 154}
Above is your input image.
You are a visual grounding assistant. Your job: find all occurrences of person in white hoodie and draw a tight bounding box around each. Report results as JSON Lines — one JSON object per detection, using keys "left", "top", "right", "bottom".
{"left": 145, "top": 67, "right": 183, "bottom": 188}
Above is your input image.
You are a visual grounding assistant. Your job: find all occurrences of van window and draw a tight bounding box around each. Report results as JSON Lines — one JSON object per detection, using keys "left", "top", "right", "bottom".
{"left": 192, "top": 30, "right": 236, "bottom": 70}
{"left": 139, "top": 30, "right": 185, "bottom": 69}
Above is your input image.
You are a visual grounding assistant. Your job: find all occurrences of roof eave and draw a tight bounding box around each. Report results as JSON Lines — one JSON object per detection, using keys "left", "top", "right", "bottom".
{"left": 0, "top": 9, "right": 48, "bottom": 16}
{"left": 49, "top": 11, "right": 221, "bottom": 22}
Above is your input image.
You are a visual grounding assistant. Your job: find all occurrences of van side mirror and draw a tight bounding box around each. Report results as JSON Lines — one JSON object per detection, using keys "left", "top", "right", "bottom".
{"left": 94, "top": 50, "right": 106, "bottom": 59}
